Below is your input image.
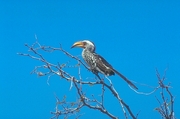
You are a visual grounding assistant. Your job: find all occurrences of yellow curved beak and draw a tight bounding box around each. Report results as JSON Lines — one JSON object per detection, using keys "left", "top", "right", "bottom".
{"left": 71, "top": 41, "right": 85, "bottom": 48}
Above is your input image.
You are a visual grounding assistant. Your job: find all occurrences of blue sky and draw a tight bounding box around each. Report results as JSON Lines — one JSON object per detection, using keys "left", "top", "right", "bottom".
{"left": 1, "top": 0, "right": 180, "bottom": 119}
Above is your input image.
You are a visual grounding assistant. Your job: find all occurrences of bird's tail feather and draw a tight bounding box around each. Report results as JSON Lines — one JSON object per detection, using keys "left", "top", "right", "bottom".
{"left": 112, "top": 69, "right": 138, "bottom": 90}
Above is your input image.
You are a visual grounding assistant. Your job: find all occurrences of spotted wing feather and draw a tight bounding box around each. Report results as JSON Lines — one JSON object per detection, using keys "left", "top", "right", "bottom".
{"left": 93, "top": 53, "right": 115, "bottom": 76}
{"left": 94, "top": 53, "right": 138, "bottom": 90}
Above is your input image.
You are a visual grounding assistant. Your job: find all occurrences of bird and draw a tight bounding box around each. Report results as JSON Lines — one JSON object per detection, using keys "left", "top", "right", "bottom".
{"left": 71, "top": 40, "right": 138, "bottom": 90}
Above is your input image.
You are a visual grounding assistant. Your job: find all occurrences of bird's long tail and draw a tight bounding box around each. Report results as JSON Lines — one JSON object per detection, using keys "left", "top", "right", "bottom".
{"left": 112, "top": 69, "right": 138, "bottom": 90}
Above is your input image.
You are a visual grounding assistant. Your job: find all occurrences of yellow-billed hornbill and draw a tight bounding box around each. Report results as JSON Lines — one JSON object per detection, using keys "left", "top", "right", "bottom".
{"left": 71, "top": 40, "right": 138, "bottom": 90}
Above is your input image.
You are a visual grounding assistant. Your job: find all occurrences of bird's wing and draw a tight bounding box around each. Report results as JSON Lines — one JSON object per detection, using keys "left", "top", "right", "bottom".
{"left": 94, "top": 53, "right": 138, "bottom": 90}
{"left": 93, "top": 53, "right": 115, "bottom": 75}
{"left": 93, "top": 53, "right": 113, "bottom": 68}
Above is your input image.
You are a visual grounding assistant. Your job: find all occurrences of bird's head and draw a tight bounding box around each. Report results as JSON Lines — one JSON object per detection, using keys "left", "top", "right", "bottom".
{"left": 71, "top": 40, "right": 96, "bottom": 52}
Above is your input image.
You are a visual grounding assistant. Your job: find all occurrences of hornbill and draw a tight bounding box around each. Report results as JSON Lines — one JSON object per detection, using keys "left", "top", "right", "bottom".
{"left": 71, "top": 40, "right": 138, "bottom": 90}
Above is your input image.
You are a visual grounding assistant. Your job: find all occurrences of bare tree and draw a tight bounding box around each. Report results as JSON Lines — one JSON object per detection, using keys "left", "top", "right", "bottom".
{"left": 18, "top": 39, "right": 176, "bottom": 119}
{"left": 154, "top": 69, "right": 176, "bottom": 119}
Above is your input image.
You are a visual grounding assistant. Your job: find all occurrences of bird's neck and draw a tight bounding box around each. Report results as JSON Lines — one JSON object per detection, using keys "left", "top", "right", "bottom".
{"left": 83, "top": 48, "right": 89, "bottom": 55}
{"left": 82, "top": 48, "right": 92, "bottom": 59}
{"left": 84, "top": 47, "right": 95, "bottom": 53}
{"left": 83, "top": 48, "right": 94, "bottom": 54}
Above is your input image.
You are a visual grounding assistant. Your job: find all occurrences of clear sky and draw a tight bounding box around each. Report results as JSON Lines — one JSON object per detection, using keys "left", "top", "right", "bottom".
{"left": 1, "top": 0, "right": 180, "bottom": 119}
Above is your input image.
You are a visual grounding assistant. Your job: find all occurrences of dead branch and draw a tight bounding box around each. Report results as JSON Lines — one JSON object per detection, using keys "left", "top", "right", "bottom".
{"left": 18, "top": 40, "right": 176, "bottom": 119}
{"left": 154, "top": 69, "right": 176, "bottom": 119}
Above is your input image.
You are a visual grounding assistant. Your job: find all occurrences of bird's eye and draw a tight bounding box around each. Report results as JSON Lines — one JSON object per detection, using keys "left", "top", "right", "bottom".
{"left": 83, "top": 42, "right": 87, "bottom": 45}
